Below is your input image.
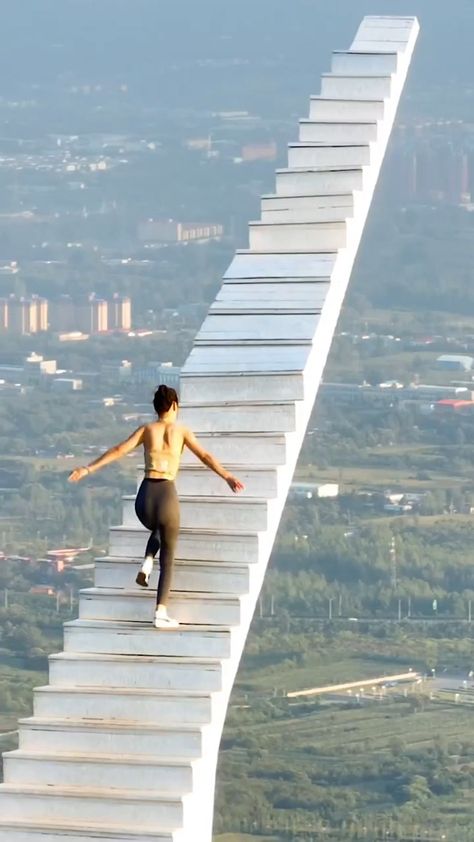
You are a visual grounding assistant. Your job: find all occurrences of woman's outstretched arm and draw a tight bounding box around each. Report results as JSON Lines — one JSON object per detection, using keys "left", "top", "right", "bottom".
{"left": 68, "top": 426, "right": 145, "bottom": 483}
{"left": 183, "top": 427, "right": 244, "bottom": 493}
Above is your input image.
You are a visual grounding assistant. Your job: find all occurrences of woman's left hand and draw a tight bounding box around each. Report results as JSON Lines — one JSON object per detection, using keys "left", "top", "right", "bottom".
{"left": 68, "top": 466, "right": 90, "bottom": 483}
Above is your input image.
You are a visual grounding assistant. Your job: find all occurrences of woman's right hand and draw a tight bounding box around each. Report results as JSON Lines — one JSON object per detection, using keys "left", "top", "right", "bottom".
{"left": 225, "top": 474, "right": 245, "bottom": 493}
{"left": 68, "top": 466, "right": 90, "bottom": 483}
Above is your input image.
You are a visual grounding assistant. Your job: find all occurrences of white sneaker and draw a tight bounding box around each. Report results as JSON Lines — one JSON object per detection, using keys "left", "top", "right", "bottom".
{"left": 154, "top": 614, "right": 179, "bottom": 629}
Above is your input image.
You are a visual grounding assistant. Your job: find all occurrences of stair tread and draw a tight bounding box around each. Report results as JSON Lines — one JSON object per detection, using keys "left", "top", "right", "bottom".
{"left": 65, "top": 618, "right": 231, "bottom": 633}
{"left": 321, "top": 72, "right": 392, "bottom": 78}
{"left": 81, "top": 587, "right": 242, "bottom": 601}
{"left": 97, "top": 555, "right": 249, "bottom": 570}
{"left": 236, "top": 247, "right": 336, "bottom": 256}
{"left": 178, "top": 462, "right": 281, "bottom": 470}
{"left": 0, "top": 818, "right": 179, "bottom": 838}
{"left": 250, "top": 217, "right": 346, "bottom": 226}
{"left": 110, "top": 524, "right": 261, "bottom": 536}
{"left": 0, "top": 782, "right": 185, "bottom": 801}
{"left": 35, "top": 684, "right": 213, "bottom": 698}
{"left": 181, "top": 398, "right": 297, "bottom": 407}
{"left": 310, "top": 95, "right": 385, "bottom": 103}
{"left": 19, "top": 716, "right": 205, "bottom": 733}
{"left": 277, "top": 164, "right": 365, "bottom": 174}
{"left": 299, "top": 117, "right": 378, "bottom": 123}
{"left": 49, "top": 651, "right": 221, "bottom": 665}
{"left": 289, "top": 141, "right": 369, "bottom": 147}
{"left": 123, "top": 493, "right": 268, "bottom": 504}
{"left": 7, "top": 748, "right": 196, "bottom": 766}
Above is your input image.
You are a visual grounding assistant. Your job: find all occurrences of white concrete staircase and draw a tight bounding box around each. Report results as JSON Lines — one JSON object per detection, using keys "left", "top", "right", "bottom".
{"left": 0, "top": 17, "right": 419, "bottom": 842}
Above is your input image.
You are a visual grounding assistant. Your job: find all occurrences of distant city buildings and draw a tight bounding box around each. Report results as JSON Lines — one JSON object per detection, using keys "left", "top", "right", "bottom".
{"left": 0, "top": 294, "right": 48, "bottom": 335}
{"left": 387, "top": 123, "right": 474, "bottom": 207}
{"left": 241, "top": 141, "right": 277, "bottom": 162}
{"left": 138, "top": 218, "right": 224, "bottom": 244}
{"left": 130, "top": 361, "right": 180, "bottom": 389}
{"left": 0, "top": 292, "right": 132, "bottom": 335}
{"left": 109, "top": 293, "right": 132, "bottom": 331}
{"left": 0, "top": 349, "right": 180, "bottom": 395}
{"left": 53, "top": 293, "right": 131, "bottom": 334}
{"left": 436, "top": 354, "right": 474, "bottom": 372}
{"left": 76, "top": 295, "right": 108, "bottom": 334}
{"left": 320, "top": 382, "right": 474, "bottom": 408}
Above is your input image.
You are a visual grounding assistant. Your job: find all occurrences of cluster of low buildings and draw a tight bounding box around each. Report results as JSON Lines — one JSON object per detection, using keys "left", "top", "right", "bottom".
{"left": 0, "top": 352, "right": 180, "bottom": 395}
{"left": 137, "top": 219, "right": 224, "bottom": 245}
{"left": 320, "top": 381, "right": 474, "bottom": 414}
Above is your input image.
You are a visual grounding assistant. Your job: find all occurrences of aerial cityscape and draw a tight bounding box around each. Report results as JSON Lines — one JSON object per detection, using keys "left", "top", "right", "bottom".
{"left": 0, "top": 2, "right": 474, "bottom": 841}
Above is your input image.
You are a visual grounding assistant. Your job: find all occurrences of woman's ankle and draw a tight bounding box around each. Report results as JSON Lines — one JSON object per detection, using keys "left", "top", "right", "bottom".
{"left": 141, "top": 557, "right": 154, "bottom": 576}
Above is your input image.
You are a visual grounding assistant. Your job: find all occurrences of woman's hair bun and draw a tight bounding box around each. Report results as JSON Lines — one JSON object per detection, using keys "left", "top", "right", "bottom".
{"left": 153, "top": 384, "right": 179, "bottom": 415}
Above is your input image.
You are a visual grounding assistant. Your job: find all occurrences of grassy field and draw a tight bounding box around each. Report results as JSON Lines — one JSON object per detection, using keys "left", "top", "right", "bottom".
{"left": 297, "top": 462, "right": 467, "bottom": 491}
{"left": 213, "top": 627, "right": 474, "bottom": 838}
{"left": 237, "top": 653, "right": 414, "bottom": 695}
{"left": 214, "top": 836, "right": 277, "bottom": 842}
{"left": 217, "top": 693, "right": 474, "bottom": 836}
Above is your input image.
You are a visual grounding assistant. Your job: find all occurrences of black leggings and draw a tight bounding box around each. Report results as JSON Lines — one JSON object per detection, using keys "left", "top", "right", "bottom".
{"left": 134, "top": 479, "right": 180, "bottom": 606}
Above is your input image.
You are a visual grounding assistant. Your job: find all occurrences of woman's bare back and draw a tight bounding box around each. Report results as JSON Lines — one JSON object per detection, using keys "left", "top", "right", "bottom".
{"left": 143, "top": 421, "right": 185, "bottom": 480}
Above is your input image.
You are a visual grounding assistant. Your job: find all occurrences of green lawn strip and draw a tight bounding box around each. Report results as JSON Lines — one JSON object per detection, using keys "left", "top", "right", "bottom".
{"left": 215, "top": 835, "right": 278, "bottom": 841}
{"left": 237, "top": 655, "right": 412, "bottom": 694}
{"left": 296, "top": 464, "right": 466, "bottom": 490}
{"left": 225, "top": 703, "right": 474, "bottom": 757}
{"left": 4, "top": 453, "right": 142, "bottom": 475}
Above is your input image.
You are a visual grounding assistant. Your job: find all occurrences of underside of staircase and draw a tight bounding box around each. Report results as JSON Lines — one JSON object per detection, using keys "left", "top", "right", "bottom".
{"left": 0, "top": 16, "right": 419, "bottom": 842}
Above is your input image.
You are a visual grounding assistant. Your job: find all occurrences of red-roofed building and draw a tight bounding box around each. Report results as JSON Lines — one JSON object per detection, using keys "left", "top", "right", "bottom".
{"left": 435, "top": 399, "right": 474, "bottom": 413}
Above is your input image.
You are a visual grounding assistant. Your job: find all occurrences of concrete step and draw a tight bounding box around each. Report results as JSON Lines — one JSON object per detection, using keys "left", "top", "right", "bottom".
{"left": 179, "top": 400, "right": 301, "bottom": 433}
{"left": 214, "top": 279, "right": 329, "bottom": 311}
{"left": 299, "top": 119, "right": 378, "bottom": 144}
{"left": 79, "top": 588, "right": 244, "bottom": 626}
{"left": 48, "top": 651, "right": 224, "bottom": 692}
{"left": 4, "top": 749, "right": 196, "bottom": 793}
{"left": 331, "top": 49, "right": 399, "bottom": 75}
{"left": 18, "top": 716, "right": 208, "bottom": 759}
{"left": 181, "top": 430, "right": 288, "bottom": 468}
{"left": 224, "top": 249, "right": 335, "bottom": 280}
{"left": 248, "top": 219, "right": 346, "bottom": 251}
{"left": 64, "top": 619, "right": 234, "bottom": 660}
{"left": 180, "top": 369, "right": 305, "bottom": 402}
{"left": 182, "top": 341, "right": 312, "bottom": 375}
{"left": 287, "top": 142, "right": 371, "bottom": 169}
{"left": 108, "top": 524, "right": 263, "bottom": 563}
{"left": 276, "top": 165, "right": 364, "bottom": 197}
{"left": 123, "top": 492, "right": 272, "bottom": 532}
{"left": 0, "top": 818, "right": 185, "bottom": 842}
{"left": 0, "top": 784, "right": 188, "bottom": 830}
{"left": 260, "top": 204, "right": 353, "bottom": 223}
{"left": 353, "top": 39, "right": 409, "bottom": 53}
{"left": 309, "top": 96, "right": 385, "bottom": 121}
{"left": 176, "top": 464, "right": 282, "bottom": 498}
{"left": 261, "top": 191, "right": 355, "bottom": 212}
{"left": 94, "top": 556, "right": 251, "bottom": 596}
{"left": 32, "top": 685, "right": 215, "bottom": 725}
{"left": 194, "top": 311, "right": 320, "bottom": 342}
{"left": 320, "top": 73, "right": 393, "bottom": 100}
